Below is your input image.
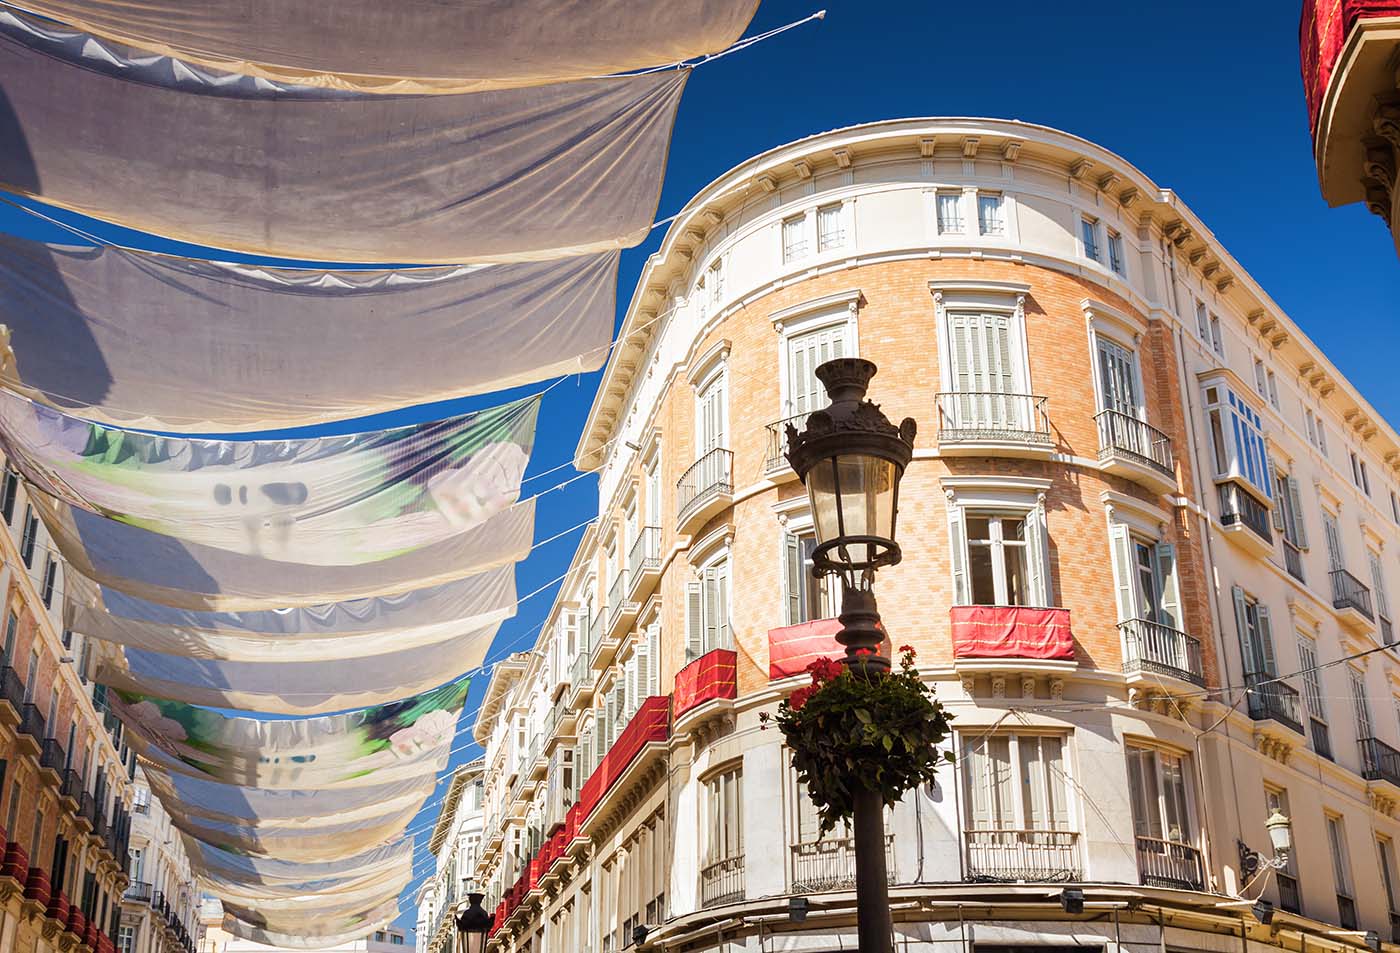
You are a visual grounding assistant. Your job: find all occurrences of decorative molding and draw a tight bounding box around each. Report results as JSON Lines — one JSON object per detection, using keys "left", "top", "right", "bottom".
{"left": 1068, "top": 157, "right": 1094, "bottom": 180}
{"left": 792, "top": 159, "right": 813, "bottom": 180}
{"left": 1119, "top": 186, "right": 1140, "bottom": 208}
{"left": 685, "top": 338, "right": 731, "bottom": 392}
{"left": 961, "top": 136, "right": 980, "bottom": 158}
{"left": 832, "top": 147, "right": 852, "bottom": 168}
{"left": 755, "top": 173, "right": 778, "bottom": 193}
{"left": 1097, "top": 172, "right": 1122, "bottom": 193}
{"left": 769, "top": 287, "right": 862, "bottom": 331}
{"left": 1001, "top": 139, "right": 1023, "bottom": 161}
{"left": 919, "top": 137, "right": 936, "bottom": 158}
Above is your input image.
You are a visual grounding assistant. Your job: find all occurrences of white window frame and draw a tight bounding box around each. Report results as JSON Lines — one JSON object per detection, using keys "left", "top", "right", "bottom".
{"left": 936, "top": 190, "right": 965, "bottom": 235}
{"left": 944, "top": 479, "right": 1053, "bottom": 608}
{"left": 688, "top": 341, "right": 730, "bottom": 459}
{"left": 1124, "top": 743, "right": 1196, "bottom": 845}
{"left": 1080, "top": 216, "right": 1102, "bottom": 263}
{"left": 686, "top": 539, "right": 732, "bottom": 663}
{"left": 782, "top": 213, "right": 809, "bottom": 264}
{"left": 772, "top": 291, "right": 861, "bottom": 418}
{"left": 1107, "top": 521, "right": 1183, "bottom": 630}
{"left": 816, "top": 202, "right": 847, "bottom": 253}
{"left": 931, "top": 280, "right": 1033, "bottom": 404}
{"left": 703, "top": 764, "right": 744, "bottom": 864}
{"left": 1107, "top": 229, "right": 1126, "bottom": 275}
{"left": 960, "top": 731, "right": 1074, "bottom": 833}
{"left": 977, "top": 192, "right": 1005, "bottom": 236}
{"left": 779, "top": 513, "right": 839, "bottom": 626}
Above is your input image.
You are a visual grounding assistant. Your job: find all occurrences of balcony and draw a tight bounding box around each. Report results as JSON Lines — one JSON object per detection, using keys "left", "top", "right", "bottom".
{"left": 935, "top": 392, "right": 1052, "bottom": 458}
{"left": 1283, "top": 539, "right": 1305, "bottom": 583}
{"left": 790, "top": 834, "right": 894, "bottom": 893}
{"left": 605, "top": 570, "right": 638, "bottom": 642}
{"left": 676, "top": 447, "right": 733, "bottom": 535}
{"left": 1095, "top": 410, "right": 1176, "bottom": 493}
{"left": 59, "top": 770, "right": 81, "bottom": 811}
{"left": 1119, "top": 619, "right": 1204, "bottom": 687}
{"left": 16, "top": 703, "right": 44, "bottom": 758}
{"left": 699, "top": 855, "right": 744, "bottom": 908}
{"left": 0, "top": 666, "right": 21, "bottom": 726}
{"left": 950, "top": 606, "right": 1076, "bottom": 676}
{"left": 575, "top": 696, "right": 669, "bottom": 836}
{"left": 768, "top": 618, "right": 842, "bottom": 680}
{"left": 1329, "top": 568, "right": 1375, "bottom": 631}
{"left": 1361, "top": 737, "right": 1400, "bottom": 792}
{"left": 1218, "top": 482, "right": 1273, "bottom": 556}
{"left": 568, "top": 652, "right": 595, "bottom": 706}
{"left": 587, "top": 608, "right": 620, "bottom": 673}
{"left": 626, "top": 526, "right": 662, "bottom": 604}
{"left": 763, "top": 412, "right": 810, "bottom": 478}
{"left": 964, "top": 829, "right": 1081, "bottom": 882}
{"left": 1244, "top": 673, "right": 1305, "bottom": 737}
{"left": 1135, "top": 836, "right": 1204, "bottom": 891}
{"left": 38, "top": 739, "right": 65, "bottom": 787}
{"left": 673, "top": 649, "right": 737, "bottom": 724}
{"left": 124, "top": 881, "right": 152, "bottom": 904}
{"left": 1311, "top": 718, "right": 1334, "bottom": 761}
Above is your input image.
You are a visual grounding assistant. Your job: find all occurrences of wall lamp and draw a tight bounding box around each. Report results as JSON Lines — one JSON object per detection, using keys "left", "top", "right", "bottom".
{"left": 1060, "top": 889, "right": 1084, "bottom": 914}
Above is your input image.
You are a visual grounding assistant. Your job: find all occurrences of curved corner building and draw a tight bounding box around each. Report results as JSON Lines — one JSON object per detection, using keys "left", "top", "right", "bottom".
{"left": 462, "top": 119, "right": 1400, "bottom": 953}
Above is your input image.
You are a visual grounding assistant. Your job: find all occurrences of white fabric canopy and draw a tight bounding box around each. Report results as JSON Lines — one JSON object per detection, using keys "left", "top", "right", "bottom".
{"left": 36, "top": 491, "right": 534, "bottom": 610}
{"left": 65, "top": 565, "right": 515, "bottom": 662}
{"left": 101, "top": 621, "right": 498, "bottom": 715}
{"left": 0, "top": 0, "right": 758, "bottom": 92}
{"left": 0, "top": 389, "right": 538, "bottom": 565}
{"left": 192, "top": 837, "right": 412, "bottom": 884}
{"left": 171, "top": 800, "right": 423, "bottom": 862}
{"left": 111, "top": 676, "right": 467, "bottom": 785}
{"left": 0, "top": 232, "right": 615, "bottom": 431}
{"left": 223, "top": 899, "right": 401, "bottom": 950}
{"left": 0, "top": 11, "right": 687, "bottom": 262}
{"left": 146, "top": 770, "right": 434, "bottom": 828}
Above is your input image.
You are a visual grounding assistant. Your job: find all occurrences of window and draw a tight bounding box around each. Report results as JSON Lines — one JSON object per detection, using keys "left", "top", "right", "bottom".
{"left": 782, "top": 530, "right": 836, "bottom": 625}
{"left": 1266, "top": 370, "right": 1279, "bottom": 409}
{"left": 1253, "top": 358, "right": 1268, "bottom": 397}
{"left": 41, "top": 555, "right": 56, "bottom": 609}
{"left": 782, "top": 215, "right": 807, "bottom": 263}
{"left": 816, "top": 203, "right": 844, "bottom": 252}
{"left": 1108, "top": 526, "right": 1182, "bottom": 629}
{"left": 1316, "top": 411, "right": 1329, "bottom": 456}
{"left": 962, "top": 511, "right": 1048, "bottom": 607}
{"left": 1362, "top": 461, "right": 1372, "bottom": 496}
{"left": 20, "top": 504, "right": 36, "bottom": 567}
{"left": 1195, "top": 300, "right": 1210, "bottom": 341}
{"left": 644, "top": 453, "right": 661, "bottom": 530}
{"left": 1201, "top": 381, "right": 1273, "bottom": 502}
{"left": 977, "top": 193, "right": 1005, "bottom": 236}
{"left": 1322, "top": 510, "right": 1344, "bottom": 572}
{"left": 1273, "top": 472, "right": 1308, "bottom": 556}
{"left": 936, "top": 191, "right": 964, "bottom": 234}
{"left": 0, "top": 470, "right": 16, "bottom": 525}
{"left": 1371, "top": 550, "right": 1393, "bottom": 643}
{"left": 1351, "top": 667, "right": 1374, "bottom": 748}
{"left": 23, "top": 650, "right": 37, "bottom": 704}
{"left": 686, "top": 556, "right": 730, "bottom": 661}
{"left": 1350, "top": 451, "right": 1363, "bottom": 490}
{"left": 962, "top": 733, "right": 1071, "bottom": 832}
{"left": 1231, "top": 587, "right": 1276, "bottom": 678}
{"left": 1, "top": 611, "right": 14, "bottom": 667}
{"left": 117, "top": 926, "right": 135, "bottom": 953}
{"left": 942, "top": 310, "right": 1029, "bottom": 431}
{"left": 1298, "top": 634, "right": 1331, "bottom": 759}
{"left": 1080, "top": 217, "right": 1101, "bottom": 262}
{"left": 784, "top": 321, "right": 849, "bottom": 417}
{"left": 696, "top": 374, "right": 726, "bottom": 455}
{"left": 1266, "top": 787, "right": 1301, "bottom": 912}
{"left": 707, "top": 259, "right": 724, "bottom": 306}
{"left": 1125, "top": 746, "right": 1193, "bottom": 845}
{"left": 1107, "top": 230, "right": 1125, "bottom": 275}
{"left": 1380, "top": 838, "right": 1400, "bottom": 919}
{"left": 1327, "top": 814, "right": 1357, "bottom": 929}
{"left": 1095, "top": 337, "right": 1141, "bottom": 418}
{"left": 1391, "top": 490, "right": 1399, "bottom": 524}
{"left": 701, "top": 766, "right": 744, "bottom": 904}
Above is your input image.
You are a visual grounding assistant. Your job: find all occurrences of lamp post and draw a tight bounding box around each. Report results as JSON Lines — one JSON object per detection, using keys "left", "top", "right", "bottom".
{"left": 454, "top": 893, "right": 492, "bottom": 953}
{"left": 786, "top": 358, "right": 916, "bottom": 953}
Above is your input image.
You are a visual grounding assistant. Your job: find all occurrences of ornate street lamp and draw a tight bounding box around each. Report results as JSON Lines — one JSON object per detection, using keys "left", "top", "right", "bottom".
{"left": 785, "top": 357, "right": 916, "bottom": 953}
{"left": 454, "top": 893, "right": 492, "bottom": 953}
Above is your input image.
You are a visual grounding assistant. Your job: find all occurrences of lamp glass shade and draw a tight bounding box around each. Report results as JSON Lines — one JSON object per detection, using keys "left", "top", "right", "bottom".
{"left": 805, "top": 452, "right": 898, "bottom": 559}
{"left": 463, "top": 934, "right": 485, "bottom": 953}
{"left": 1265, "top": 810, "right": 1292, "bottom": 855}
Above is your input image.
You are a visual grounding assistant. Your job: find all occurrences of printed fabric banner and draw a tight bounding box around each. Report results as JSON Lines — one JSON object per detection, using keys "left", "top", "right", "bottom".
{"left": 0, "top": 232, "right": 614, "bottom": 432}
{"left": 190, "top": 836, "right": 413, "bottom": 885}
{"left": 1, "top": 0, "right": 758, "bottom": 93}
{"left": 196, "top": 845, "right": 415, "bottom": 900}
{"left": 100, "top": 620, "right": 497, "bottom": 715}
{"left": 0, "top": 11, "right": 687, "bottom": 263}
{"left": 171, "top": 799, "right": 424, "bottom": 862}
{"left": 111, "top": 676, "right": 469, "bottom": 783}
{"left": 64, "top": 565, "right": 515, "bottom": 662}
{"left": 223, "top": 898, "right": 401, "bottom": 950}
{"left": 144, "top": 770, "right": 436, "bottom": 828}
{"left": 34, "top": 491, "right": 535, "bottom": 610}
{"left": 0, "top": 390, "right": 539, "bottom": 566}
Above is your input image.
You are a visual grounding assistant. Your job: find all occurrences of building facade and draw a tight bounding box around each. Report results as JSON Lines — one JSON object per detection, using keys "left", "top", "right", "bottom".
{"left": 416, "top": 760, "right": 486, "bottom": 953}
{"left": 0, "top": 450, "right": 138, "bottom": 953}
{"left": 470, "top": 118, "right": 1400, "bottom": 953}
{"left": 117, "top": 766, "right": 201, "bottom": 953}
{"left": 1302, "top": 0, "right": 1400, "bottom": 254}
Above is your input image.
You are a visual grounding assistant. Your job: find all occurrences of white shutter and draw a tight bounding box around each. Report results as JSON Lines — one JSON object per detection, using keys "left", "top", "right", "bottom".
{"left": 1272, "top": 491, "right": 1287, "bottom": 532}
{"left": 1256, "top": 604, "right": 1277, "bottom": 676}
{"left": 1155, "top": 543, "right": 1182, "bottom": 630}
{"left": 1108, "top": 524, "right": 1135, "bottom": 622}
{"left": 1287, "top": 477, "right": 1309, "bottom": 549}
{"left": 1026, "top": 499, "right": 1051, "bottom": 607}
{"left": 635, "top": 640, "right": 651, "bottom": 705}
{"left": 625, "top": 656, "right": 638, "bottom": 720}
{"left": 717, "top": 560, "right": 731, "bottom": 649}
{"left": 965, "top": 738, "right": 991, "bottom": 830}
{"left": 648, "top": 625, "right": 661, "bottom": 696}
{"left": 1233, "top": 586, "right": 1256, "bottom": 676}
{"left": 947, "top": 504, "right": 969, "bottom": 605}
{"left": 783, "top": 532, "right": 803, "bottom": 626}
{"left": 686, "top": 581, "right": 703, "bottom": 663}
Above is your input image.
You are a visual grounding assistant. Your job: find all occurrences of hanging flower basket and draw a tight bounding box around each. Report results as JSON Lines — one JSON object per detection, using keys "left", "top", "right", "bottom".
{"left": 762, "top": 646, "right": 954, "bottom": 835}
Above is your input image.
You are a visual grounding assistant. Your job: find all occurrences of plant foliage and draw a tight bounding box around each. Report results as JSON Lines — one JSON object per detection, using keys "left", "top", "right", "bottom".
{"left": 762, "top": 646, "right": 954, "bottom": 835}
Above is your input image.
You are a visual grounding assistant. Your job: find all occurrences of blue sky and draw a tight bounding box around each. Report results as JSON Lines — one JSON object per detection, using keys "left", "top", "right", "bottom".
{"left": 3, "top": 0, "right": 1397, "bottom": 933}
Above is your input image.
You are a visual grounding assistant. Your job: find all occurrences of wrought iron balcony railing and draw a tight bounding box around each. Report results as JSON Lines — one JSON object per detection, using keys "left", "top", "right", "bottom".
{"left": 124, "top": 881, "right": 152, "bottom": 904}
{"left": 1361, "top": 736, "right": 1400, "bottom": 787}
{"left": 790, "top": 834, "right": 895, "bottom": 893}
{"left": 936, "top": 392, "right": 1051, "bottom": 445}
{"left": 1135, "top": 835, "right": 1204, "bottom": 891}
{"left": 1244, "top": 672, "right": 1304, "bottom": 735}
{"left": 0, "top": 665, "right": 22, "bottom": 710}
{"left": 1283, "top": 539, "right": 1305, "bottom": 582}
{"left": 39, "top": 738, "right": 66, "bottom": 773}
{"left": 627, "top": 526, "right": 661, "bottom": 586}
{"left": 17, "top": 702, "right": 45, "bottom": 744}
{"left": 1120, "top": 618, "right": 1204, "bottom": 686}
{"left": 1330, "top": 568, "right": 1375, "bottom": 621}
{"left": 677, "top": 448, "right": 733, "bottom": 529}
{"left": 1218, "top": 483, "right": 1272, "bottom": 544}
{"left": 964, "top": 829, "right": 1080, "bottom": 882}
{"left": 1095, "top": 410, "right": 1174, "bottom": 477}
{"left": 699, "top": 854, "right": 745, "bottom": 908}
{"left": 764, "top": 412, "right": 811, "bottom": 472}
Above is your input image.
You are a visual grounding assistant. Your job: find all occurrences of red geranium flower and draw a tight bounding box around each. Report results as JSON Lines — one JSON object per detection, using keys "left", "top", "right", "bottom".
{"left": 789, "top": 686, "right": 814, "bottom": 710}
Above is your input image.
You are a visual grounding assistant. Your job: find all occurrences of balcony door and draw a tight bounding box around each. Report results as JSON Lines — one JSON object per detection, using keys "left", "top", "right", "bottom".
{"left": 697, "top": 376, "right": 726, "bottom": 455}
{"left": 785, "top": 323, "right": 847, "bottom": 418}
{"left": 1096, "top": 338, "right": 1141, "bottom": 418}
{"left": 947, "top": 311, "right": 1027, "bottom": 431}
{"left": 1109, "top": 526, "right": 1181, "bottom": 630}
{"left": 1322, "top": 510, "right": 1344, "bottom": 572}
{"left": 1125, "top": 747, "right": 1192, "bottom": 843}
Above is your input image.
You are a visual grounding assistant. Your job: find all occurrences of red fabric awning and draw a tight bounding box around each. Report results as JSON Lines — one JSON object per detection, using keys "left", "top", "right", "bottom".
{"left": 950, "top": 606, "right": 1074, "bottom": 661}
{"left": 674, "top": 649, "right": 737, "bottom": 717}
{"left": 768, "top": 618, "right": 844, "bottom": 679}
{"left": 1301, "top": 0, "right": 1400, "bottom": 133}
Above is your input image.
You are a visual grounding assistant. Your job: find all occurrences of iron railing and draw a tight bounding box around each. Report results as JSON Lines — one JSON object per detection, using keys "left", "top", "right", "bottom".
{"left": 78, "top": 790, "right": 97, "bottom": 825}
{"left": 39, "top": 738, "right": 65, "bottom": 773}
{"left": 964, "top": 829, "right": 1080, "bottom": 882}
{"left": 1218, "top": 483, "right": 1272, "bottom": 544}
{"left": 1120, "top": 618, "right": 1204, "bottom": 686}
{"left": 1244, "top": 672, "right": 1304, "bottom": 735}
{"left": 1338, "top": 894, "right": 1358, "bottom": 930}
{"left": 627, "top": 526, "right": 661, "bottom": 587}
{"left": 1278, "top": 873, "right": 1302, "bottom": 913}
{"left": 60, "top": 769, "right": 83, "bottom": 802}
{"left": 1283, "top": 540, "right": 1305, "bottom": 582}
{"left": 677, "top": 448, "right": 733, "bottom": 527}
{"left": 1384, "top": 615, "right": 1395, "bottom": 646}
{"left": 17, "top": 703, "right": 45, "bottom": 744}
{"left": 936, "top": 392, "right": 1051, "bottom": 445}
{"left": 124, "top": 881, "right": 152, "bottom": 904}
{"left": 0, "top": 666, "right": 22, "bottom": 710}
{"left": 1135, "top": 836, "right": 1204, "bottom": 891}
{"left": 1330, "top": 568, "right": 1375, "bottom": 621}
{"left": 790, "top": 834, "right": 895, "bottom": 893}
{"left": 1095, "top": 410, "right": 1174, "bottom": 476}
{"left": 699, "top": 854, "right": 745, "bottom": 908}
{"left": 570, "top": 653, "right": 594, "bottom": 697}
{"left": 1362, "top": 737, "right": 1400, "bottom": 787}
{"left": 764, "top": 413, "right": 811, "bottom": 472}
{"left": 1311, "top": 718, "right": 1334, "bottom": 761}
